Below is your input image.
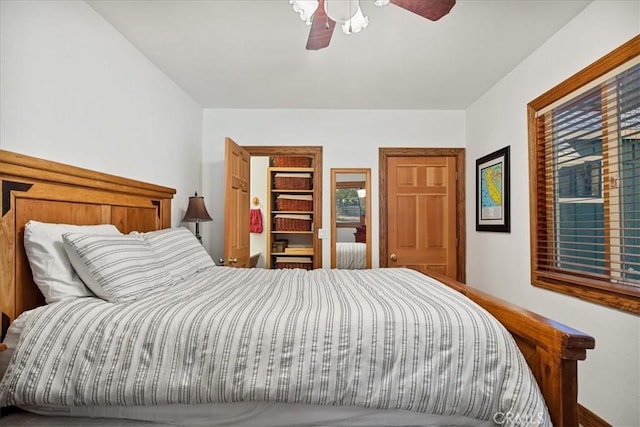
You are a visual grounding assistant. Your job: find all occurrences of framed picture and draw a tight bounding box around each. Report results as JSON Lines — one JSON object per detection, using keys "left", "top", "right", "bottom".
{"left": 476, "top": 146, "right": 510, "bottom": 232}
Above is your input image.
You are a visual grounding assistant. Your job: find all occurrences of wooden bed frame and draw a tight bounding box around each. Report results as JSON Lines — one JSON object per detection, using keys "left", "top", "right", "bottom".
{"left": 0, "top": 150, "right": 594, "bottom": 426}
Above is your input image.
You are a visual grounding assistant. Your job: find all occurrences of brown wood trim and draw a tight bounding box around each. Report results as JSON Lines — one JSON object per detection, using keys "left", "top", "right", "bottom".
{"left": 242, "top": 146, "right": 322, "bottom": 157}
{"left": 243, "top": 146, "right": 323, "bottom": 269}
{"left": 527, "top": 36, "right": 640, "bottom": 314}
{"left": 429, "top": 270, "right": 595, "bottom": 427}
{"left": 579, "top": 404, "right": 612, "bottom": 427}
{"left": 532, "top": 275, "right": 640, "bottom": 315}
{"left": 529, "top": 35, "right": 639, "bottom": 111}
{"left": 336, "top": 181, "right": 365, "bottom": 189}
{"left": 378, "top": 147, "right": 466, "bottom": 281}
{"left": 331, "top": 171, "right": 337, "bottom": 269}
{"left": 528, "top": 105, "right": 542, "bottom": 299}
{"left": 0, "top": 150, "right": 176, "bottom": 199}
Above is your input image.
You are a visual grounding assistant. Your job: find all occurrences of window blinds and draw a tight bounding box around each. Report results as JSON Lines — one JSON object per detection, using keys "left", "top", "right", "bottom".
{"left": 533, "top": 61, "right": 640, "bottom": 291}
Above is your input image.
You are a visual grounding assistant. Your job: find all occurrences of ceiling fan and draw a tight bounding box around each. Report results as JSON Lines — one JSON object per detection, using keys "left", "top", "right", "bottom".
{"left": 291, "top": 0, "right": 456, "bottom": 50}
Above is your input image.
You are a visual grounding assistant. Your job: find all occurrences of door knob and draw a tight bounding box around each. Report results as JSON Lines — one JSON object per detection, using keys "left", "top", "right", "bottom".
{"left": 228, "top": 257, "right": 238, "bottom": 264}
{"left": 390, "top": 253, "right": 397, "bottom": 262}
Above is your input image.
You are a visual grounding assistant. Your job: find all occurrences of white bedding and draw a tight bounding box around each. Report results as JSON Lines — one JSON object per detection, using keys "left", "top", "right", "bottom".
{"left": 0, "top": 267, "right": 550, "bottom": 426}
{"left": 336, "top": 242, "right": 366, "bottom": 269}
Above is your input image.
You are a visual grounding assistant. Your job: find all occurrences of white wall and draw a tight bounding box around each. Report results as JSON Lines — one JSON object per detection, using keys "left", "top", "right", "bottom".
{"left": 466, "top": 1, "right": 640, "bottom": 425}
{"left": 0, "top": 0, "right": 203, "bottom": 225}
{"left": 202, "top": 109, "right": 465, "bottom": 265}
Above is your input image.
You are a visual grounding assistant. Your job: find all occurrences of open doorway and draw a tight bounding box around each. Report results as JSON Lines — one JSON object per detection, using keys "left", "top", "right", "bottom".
{"left": 223, "top": 141, "right": 323, "bottom": 269}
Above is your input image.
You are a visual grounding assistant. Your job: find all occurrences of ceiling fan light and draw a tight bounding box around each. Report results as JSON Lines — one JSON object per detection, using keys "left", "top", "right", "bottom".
{"left": 324, "top": 0, "right": 359, "bottom": 23}
{"left": 341, "top": 7, "right": 369, "bottom": 35}
{"left": 373, "top": 0, "right": 390, "bottom": 6}
{"left": 290, "top": 0, "right": 319, "bottom": 25}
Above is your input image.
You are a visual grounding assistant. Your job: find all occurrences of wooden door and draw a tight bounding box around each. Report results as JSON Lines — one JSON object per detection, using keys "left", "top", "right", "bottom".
{"left": 387, "top": 156, "right": 457, "bottom": 279}
{"left": 223, "top": 137, "right": 250, "bottom": 267}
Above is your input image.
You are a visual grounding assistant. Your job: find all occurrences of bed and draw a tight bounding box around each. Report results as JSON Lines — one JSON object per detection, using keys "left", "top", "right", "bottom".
{"left": 0, "top": 150, "right": 595, "bottom": 426}
{"left": 336, "top": 242, "right": 366, "bottom": 269}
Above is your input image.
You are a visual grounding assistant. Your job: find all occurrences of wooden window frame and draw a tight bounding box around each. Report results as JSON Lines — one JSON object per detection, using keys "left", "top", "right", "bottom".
{"left": 527, "top": 36, "right": 640, "bottom": 314}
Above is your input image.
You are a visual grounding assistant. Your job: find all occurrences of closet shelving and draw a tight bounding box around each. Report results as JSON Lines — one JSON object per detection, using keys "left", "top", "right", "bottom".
{"left": 266, "top": 159, "right": 316, "bottom": 269}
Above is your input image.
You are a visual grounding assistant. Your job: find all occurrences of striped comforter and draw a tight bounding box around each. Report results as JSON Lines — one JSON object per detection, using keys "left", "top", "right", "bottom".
{"left": 336, "top": 242, "right": 366, "bottom": 269}
{"left": 0, "top": 267, "right": 550, "bottom": 425}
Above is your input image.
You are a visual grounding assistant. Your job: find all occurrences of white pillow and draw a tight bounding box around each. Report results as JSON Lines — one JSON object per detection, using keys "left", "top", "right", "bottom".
{"left": 0, "top": 309, "right": 30, "bottom": 379}
{"left": 62, "top": 233, "right": 175, "bottom": 303}
{"left": 141, "top": 227, "right": 215, "bottom": 281}
{"left": 23, "top": 220, "right": 122, "bottom": 303}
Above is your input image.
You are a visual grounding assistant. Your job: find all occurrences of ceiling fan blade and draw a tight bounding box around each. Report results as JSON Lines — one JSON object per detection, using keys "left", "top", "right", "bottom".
{"left": 306, "top": 0, "right": 336, "bottom": 50}
{"left": 390, "top": 0, "right": 455, "bottom": 21}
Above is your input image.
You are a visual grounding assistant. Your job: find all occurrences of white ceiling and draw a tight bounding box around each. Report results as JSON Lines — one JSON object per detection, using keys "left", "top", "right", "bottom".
{"left": 87, "top": 0, "right": 591, "bottom": 110}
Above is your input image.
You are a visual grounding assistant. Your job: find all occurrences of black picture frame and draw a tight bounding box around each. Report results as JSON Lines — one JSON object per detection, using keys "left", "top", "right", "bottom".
{"left": 476, "top": 146, "right": 510, "bottom": 232}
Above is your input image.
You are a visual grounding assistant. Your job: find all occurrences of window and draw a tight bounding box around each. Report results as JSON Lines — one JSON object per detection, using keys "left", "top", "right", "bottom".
{"left": 335, "top": 181, "right": 366, "bottom": 227}
{"left": 528, "top": 36, "right": 640, "bottom": 314}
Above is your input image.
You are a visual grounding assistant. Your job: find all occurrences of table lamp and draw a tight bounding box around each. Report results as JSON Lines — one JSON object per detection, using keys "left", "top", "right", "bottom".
{"left": 181, "top": 191, "right": 212, "bottom": 243}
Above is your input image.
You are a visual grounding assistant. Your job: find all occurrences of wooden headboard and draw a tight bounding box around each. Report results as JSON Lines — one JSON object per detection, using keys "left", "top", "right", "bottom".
{"left": 0, "top": 150, "right": 175, "bottom": 328}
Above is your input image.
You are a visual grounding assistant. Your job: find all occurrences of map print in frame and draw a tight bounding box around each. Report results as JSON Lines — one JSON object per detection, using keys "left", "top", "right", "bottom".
{"left": 476, "top": 146, "right": 510, "bottom": 232}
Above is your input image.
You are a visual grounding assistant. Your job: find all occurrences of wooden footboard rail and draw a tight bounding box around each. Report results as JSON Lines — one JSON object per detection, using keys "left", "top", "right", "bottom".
{"left": 428, "top": 272, "right": 595, "bottom": 427}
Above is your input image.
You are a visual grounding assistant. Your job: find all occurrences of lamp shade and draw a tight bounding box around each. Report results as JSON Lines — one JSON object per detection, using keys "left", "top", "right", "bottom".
{"left": 181, "top": 192, "right": 212, "bottom": 223}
